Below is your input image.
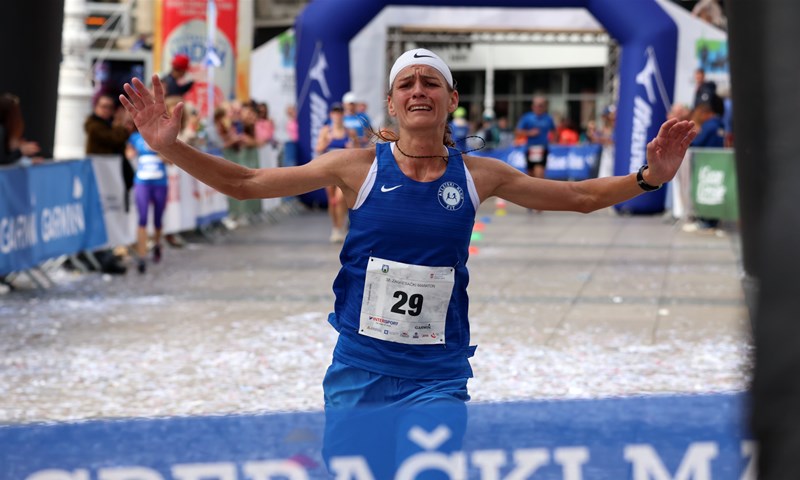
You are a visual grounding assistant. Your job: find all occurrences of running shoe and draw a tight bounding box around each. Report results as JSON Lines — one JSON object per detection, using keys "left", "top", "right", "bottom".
{"left": 153, "top": 245, "right": 162, "bottom": 264}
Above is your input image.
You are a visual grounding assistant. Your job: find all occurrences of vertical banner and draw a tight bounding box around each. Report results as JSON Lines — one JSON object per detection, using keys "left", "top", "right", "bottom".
{"left": 158, "top": 0, "right": 237, "bottom": 116}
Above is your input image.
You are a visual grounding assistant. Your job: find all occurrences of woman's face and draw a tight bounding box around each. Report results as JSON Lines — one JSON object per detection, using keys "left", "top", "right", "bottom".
{"left": 387, "top": 65, "right": 457, "bottom": 132}
{"left": 329, "top": 109, "right": 344, "bottom": 125}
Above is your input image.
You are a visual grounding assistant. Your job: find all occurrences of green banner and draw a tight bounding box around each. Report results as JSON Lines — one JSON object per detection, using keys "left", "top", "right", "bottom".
{"left": 690, "top": 148, "right": 739, "bottom": 221}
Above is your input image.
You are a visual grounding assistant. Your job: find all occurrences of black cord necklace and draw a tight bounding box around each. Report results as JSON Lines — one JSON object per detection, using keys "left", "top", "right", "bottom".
{"left": 394, "top": 136, "right": 487, "bottom": 161}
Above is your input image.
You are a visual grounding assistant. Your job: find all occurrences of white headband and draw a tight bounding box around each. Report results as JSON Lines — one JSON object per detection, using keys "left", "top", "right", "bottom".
{"left": 388, "top": 48, "right": 453, "bottom": 90}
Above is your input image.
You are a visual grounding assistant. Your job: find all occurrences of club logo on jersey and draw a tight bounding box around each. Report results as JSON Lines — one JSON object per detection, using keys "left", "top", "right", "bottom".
{"left": 438, "top": 182, "right": 464, "bottom": 211}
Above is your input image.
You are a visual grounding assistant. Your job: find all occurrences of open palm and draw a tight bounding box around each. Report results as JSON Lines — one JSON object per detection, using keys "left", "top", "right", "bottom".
{"left": 119, "top": 75, "right": 183, "bottom": 153}
{"left": 645, "top": 118, "right": 697, "bottom": 184}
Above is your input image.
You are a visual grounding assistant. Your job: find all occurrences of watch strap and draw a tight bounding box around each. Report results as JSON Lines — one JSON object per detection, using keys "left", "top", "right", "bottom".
{"left": 636, "top": 165, "right": 661, "bottom": 192}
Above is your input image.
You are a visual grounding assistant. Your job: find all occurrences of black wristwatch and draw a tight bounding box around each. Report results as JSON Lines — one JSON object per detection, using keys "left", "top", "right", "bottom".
{"left": 636, "top": 165, "right": 661, "bottom": 192}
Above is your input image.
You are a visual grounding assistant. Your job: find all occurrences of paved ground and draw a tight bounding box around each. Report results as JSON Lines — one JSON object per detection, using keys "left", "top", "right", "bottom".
{"left": 0, "top": 201, "right": 752, "bottom": 424}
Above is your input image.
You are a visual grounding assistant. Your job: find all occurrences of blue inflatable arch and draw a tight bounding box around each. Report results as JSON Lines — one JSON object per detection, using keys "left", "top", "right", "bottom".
{"left": 295, "top": 0, "right": 677, "bottom": 213}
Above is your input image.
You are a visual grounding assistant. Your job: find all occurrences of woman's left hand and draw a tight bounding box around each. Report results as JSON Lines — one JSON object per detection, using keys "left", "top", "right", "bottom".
{"left": 645, "top": 119, "right": 697, "bottom": 185}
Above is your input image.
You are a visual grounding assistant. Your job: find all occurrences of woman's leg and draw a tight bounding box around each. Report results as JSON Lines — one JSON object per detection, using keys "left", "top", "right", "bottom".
{"left": 134, "top": 184, "right": 150, "bottom": 273}
{"left": 150, "top": 185, "right": 168, "bottom": 262}
{"left": 326, "top": 186, "right": 346, "bottom": 242}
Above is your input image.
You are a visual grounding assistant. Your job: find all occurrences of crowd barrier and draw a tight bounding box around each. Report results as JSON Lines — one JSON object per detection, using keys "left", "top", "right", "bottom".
{"left": 474, "top": 144, "right": 602, "bottom": 181}
{"left": 0, "top": 160, "right": 107, "bottom": 276}
{"left": 478, "top": 145, "right": 740, "bottom": 223}
{"left": 222, "top": 143, "right": 283, "bottom": 220}
{"left": 90, "top": 153, "right": 229, "bottom": 249}
{"left": 0, "top": 393, "right": 753, "bottom": 479}
{"left": 1, "top": 144, "right": 286, "bottom": 279}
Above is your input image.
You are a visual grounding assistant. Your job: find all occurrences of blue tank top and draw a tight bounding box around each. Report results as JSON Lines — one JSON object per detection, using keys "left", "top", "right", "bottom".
{"left": 129, "top": 132, "right": 168, "bottom": 186}
{"left": 326, "top": 129, "right": 349, "bottom": 152}
{"left": 328, "top": 142, "right": 478, "bottom": 379}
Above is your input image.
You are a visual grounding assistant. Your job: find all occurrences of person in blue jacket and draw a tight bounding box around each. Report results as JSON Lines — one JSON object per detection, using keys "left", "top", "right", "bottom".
{"left": 119, "top": 48, "right": 696, "bottom": 476}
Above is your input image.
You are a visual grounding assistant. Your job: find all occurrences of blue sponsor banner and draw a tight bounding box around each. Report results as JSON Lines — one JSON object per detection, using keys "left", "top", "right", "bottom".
{"left": 475, "top": 145, "right": 601, "bottom": 181}
{"left": 0, "top": 393, "right": 753, "bottom": 479}
{"left": 546, "top": 144, "right": 601, "bottom": 181}
{"left": 472, "top": 146, "right": 527, "bottom": 173}
{"left": 0, "top": 161, "right": 107, "bottom": 275}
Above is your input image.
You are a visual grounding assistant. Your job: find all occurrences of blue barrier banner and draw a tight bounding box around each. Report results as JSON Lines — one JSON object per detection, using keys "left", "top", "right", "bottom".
{"left": 476, "top": 145, "right": 601, "bottom": 182}
{"left": 545, "top": 145, "right": 603, "bottom": 181}
{"left": 473, "top": 146, "right": 527, "bottom": 173}
{"left": 0, "top": 394, "right": 753, "bottom": 479}
{"left": 0, "top": 161, "right": 107, "bottom": 275}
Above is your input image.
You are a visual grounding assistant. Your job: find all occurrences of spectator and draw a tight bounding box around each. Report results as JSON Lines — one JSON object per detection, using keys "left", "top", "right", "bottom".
{"left": 254, "top": 102, "right": 275, "bottom": 146}
{"left": 693, "top": 68, "right": 719, "bottom": 113}
{"left": 448, "top": 106, "right": 470, "bottom": 153}
{"left": 495, "top": 116, "right": 515, "bottom": 150}
{"left": 717, "top": 86, "right": 734, "bottom": 148}
{"left": 315, "top": 102, "right": 356, "bottom": 243}
{"left": 669, "top": 103, "right": 692, "bottom": 123}
{"left": 594, "top": 105, "right": 617, "bottom": 178}
{"left": 692, "top": 0, "right": 727, "bottom": 30}
{"left": 356, "top": 99, "right": 373, "bottom": 137}
{"left": 556, "top": 117, "right": 579, "bottom": 145}
{"left": 342, "top": 92, "right": 370, "bottom": 147}
{"left": 239, "top": 102, "right": 261, "bottom": 149}
{"left": 161, "top": 54, "right": 194, "bottom": 98}
{"left": 0, "top": 93, "right": 43, "bottom": 166}
{"left": 283, "top": 104, "right": 299, "bottom": 167}
{"left": 207, "top": 105, "right": 241, "bottom": 151}
{"left": 584, "top": 120, "right": 598, "bottom": 144}
{"left": 84, "top": 94, "right": 135, "bottom": 274}
{"left": 477, "top": 109, "right": 500, "bottom": 149}
{"left": 682, "top": 100, "right": 726, "bottom": 235}
{"left": 177, "top": 102, "right": 201, "bottom": 146}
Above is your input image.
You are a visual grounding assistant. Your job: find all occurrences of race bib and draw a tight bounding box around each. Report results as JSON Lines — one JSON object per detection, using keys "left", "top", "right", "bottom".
{"left": 359, "top": 257, "right": 455, "bottom": 345}
{"left": 137, "top": 154, "right": 165, "bottom": 180}
{"left": 528, "top": 145, "right": 545, "bottom": 163}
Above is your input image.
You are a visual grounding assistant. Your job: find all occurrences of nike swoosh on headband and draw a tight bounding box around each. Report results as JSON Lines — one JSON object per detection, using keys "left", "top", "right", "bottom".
{"left": 413, "top": 53, "right": 434, "bottom": 58}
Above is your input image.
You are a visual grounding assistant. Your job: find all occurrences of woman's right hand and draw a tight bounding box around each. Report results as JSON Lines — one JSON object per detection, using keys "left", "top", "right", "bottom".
{"left": 119, "top": 75, "right": 183, "bottom": 153}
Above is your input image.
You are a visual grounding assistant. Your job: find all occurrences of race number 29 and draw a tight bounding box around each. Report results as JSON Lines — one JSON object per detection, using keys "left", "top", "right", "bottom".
{"left": 391, "top": 291, "right": 423, "bottom": 316}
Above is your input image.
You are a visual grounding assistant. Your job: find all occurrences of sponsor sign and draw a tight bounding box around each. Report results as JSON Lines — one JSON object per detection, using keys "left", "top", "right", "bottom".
{"left": 157, "top": 0, "right": 237, "bottom": 116}
{"left": 690, "top": 148, "right": 739, "bottom": 221}
{"left": 0, "top": 161, "right": 107, "bottom": 275}
{"left": 1, "top": 394, "right": 753, "bottom": 479}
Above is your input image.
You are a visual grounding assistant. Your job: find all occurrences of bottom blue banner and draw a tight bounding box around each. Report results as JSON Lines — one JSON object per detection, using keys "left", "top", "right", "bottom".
{"left": 0, "top": 393, "right": 752, "bottom": 479}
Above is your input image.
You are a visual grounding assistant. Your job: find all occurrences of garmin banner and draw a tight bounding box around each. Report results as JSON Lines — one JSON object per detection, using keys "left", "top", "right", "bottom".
{"left": 294, "top": 0, "right": 677, "bottom": 212}
{"left": 0, "top": 160, "right": 106, "bottom": 276}
{"left": 1, "top": 393, "right": 753, "bottom": 479}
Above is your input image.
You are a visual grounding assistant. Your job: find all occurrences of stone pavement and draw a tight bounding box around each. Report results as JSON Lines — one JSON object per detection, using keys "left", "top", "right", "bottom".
{"left": 0, "top": 201, "right": 752, "bottom": 424}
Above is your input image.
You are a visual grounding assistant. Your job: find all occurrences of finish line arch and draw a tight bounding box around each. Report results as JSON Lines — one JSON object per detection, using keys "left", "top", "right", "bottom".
{"left": 295, "top": 0, "right": 677, "bottom": 214}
